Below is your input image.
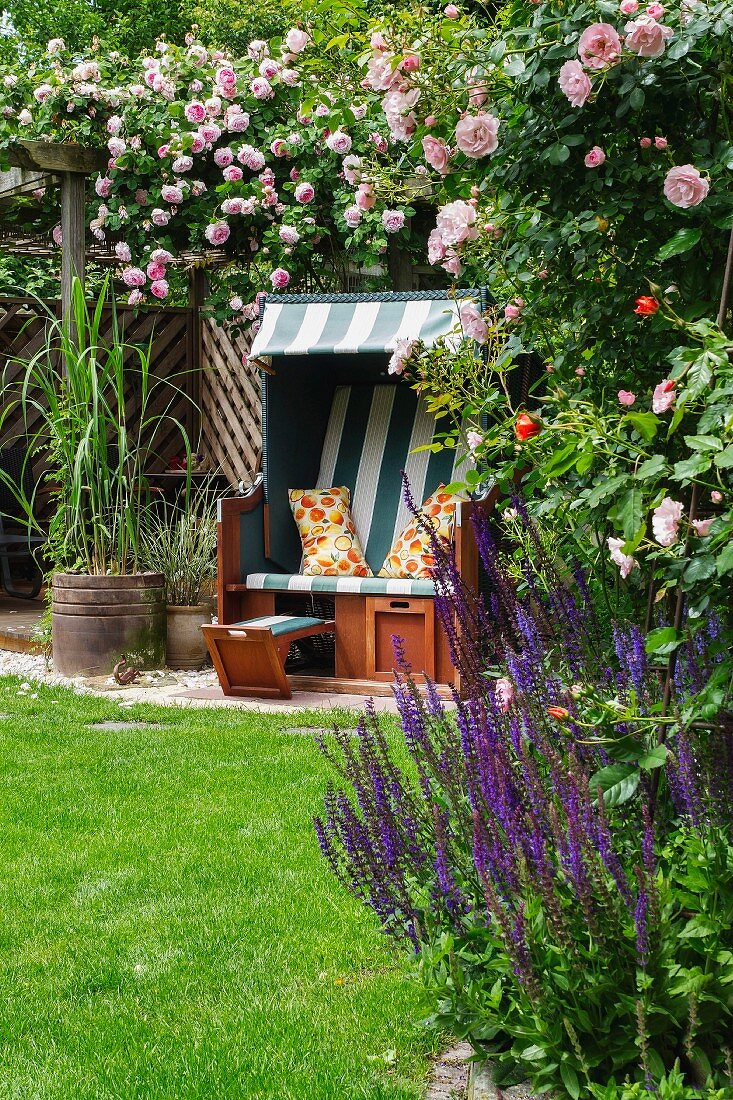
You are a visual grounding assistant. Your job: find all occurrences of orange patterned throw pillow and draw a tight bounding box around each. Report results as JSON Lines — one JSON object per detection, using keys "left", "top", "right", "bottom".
{"left": 289, "top": 486, "right": 373, "bottom": 577}
{"left": 378, "top": 486, "right": 460, "bottom": 579}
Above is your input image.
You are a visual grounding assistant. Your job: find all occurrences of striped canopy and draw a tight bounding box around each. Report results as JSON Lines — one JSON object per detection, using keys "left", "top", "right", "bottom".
{"left": 249, "top": 292, "right": 478, "bottom": 359}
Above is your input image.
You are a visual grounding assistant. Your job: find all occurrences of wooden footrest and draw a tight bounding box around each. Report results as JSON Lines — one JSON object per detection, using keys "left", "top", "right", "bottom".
{"left": 202, "top": 615, "right": 335, "bottom": 699}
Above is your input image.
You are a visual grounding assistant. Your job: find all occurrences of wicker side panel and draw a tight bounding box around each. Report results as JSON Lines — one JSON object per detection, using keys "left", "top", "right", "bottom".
{"left": 200, "top": 318, "right": 261, "bottom": 487}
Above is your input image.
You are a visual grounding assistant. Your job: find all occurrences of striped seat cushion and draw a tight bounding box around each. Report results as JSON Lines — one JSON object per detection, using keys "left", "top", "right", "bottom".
{"left": 233, "top": 614, "right": 328, "bottom": 637}
{"left": 246, "top": 573, "right": 435, "bottom": 596}
{"left": 316, "top": 385, "right": 467, "bottom": 574}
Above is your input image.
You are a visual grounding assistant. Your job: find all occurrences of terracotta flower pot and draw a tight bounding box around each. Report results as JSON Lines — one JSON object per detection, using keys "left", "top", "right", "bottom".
{"left": 166, "top": 604, "right": 211, "bottom": 670}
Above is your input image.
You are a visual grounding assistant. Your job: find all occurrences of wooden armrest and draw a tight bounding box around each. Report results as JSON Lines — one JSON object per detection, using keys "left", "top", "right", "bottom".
{"left": 218, "top": 481, "right": 264, "bottom": 520}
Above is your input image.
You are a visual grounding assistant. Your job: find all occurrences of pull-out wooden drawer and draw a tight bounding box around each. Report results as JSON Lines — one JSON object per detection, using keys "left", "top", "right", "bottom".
{"left": 365, "top": 596, "right": 435, "bottom": 681}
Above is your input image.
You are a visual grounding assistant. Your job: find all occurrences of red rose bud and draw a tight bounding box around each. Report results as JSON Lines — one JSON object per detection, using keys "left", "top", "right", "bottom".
{"left": 515, "top": 412, "right": 542, "bottom": 442}
{"left": 547, "top": 706, "right": 570, "bottom": 721}
{"left": 634, "top": 295, "right": 659, "bottom": 316}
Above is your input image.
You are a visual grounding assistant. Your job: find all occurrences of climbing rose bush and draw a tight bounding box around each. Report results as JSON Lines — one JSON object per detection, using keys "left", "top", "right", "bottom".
{"left": 0, "top": 32, "right": 411, "bottom": 316}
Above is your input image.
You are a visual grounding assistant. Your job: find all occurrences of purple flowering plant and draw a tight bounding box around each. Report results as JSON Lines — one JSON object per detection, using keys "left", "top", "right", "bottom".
{"left": 315, "top": 503, "right": 733, "bottom": 1097}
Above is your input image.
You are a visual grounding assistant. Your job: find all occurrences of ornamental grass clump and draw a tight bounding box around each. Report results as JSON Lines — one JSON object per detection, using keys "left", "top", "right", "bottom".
{"left": 315, "top": 501, "right": 733, "bottom": 1098}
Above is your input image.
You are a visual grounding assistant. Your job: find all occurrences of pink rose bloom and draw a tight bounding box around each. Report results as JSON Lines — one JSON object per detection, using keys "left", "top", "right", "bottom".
{"left": 150, "top": 279, "right": 169, "bottom": 300}
{"left": 624, "top": 14, "right": 674, "bottom": 57}
{"left": 494, "top": 677, "right": 514, "bottom": 712}
{"left": 460, "top": 302, "right": 488, "bottom": 343}
{"left": 185, "top": 101, "right": 206, "bottom": 124}
{"left": 578, "top": 23, "right": 622, "bottom": 69}
{"left": 279, "top": 225, "right": 300, "bottom": 245}
{"left": 258, "top": 59, "right": 280, "bottom": 80}
{"left": 435, "top": 199, "right": 478, "bottom": 246}
{"left": 95, "top": 176, "right": 112, "bottom": 198}
{"left": 122, "top": 267, "right": 146, "bottom": 288}
{"left": 223, "top": 165, "right": 243, "bottom": 181}
{"left": 620, "top": 0, "right": 638, "bottom": 11}
{"left": 558, "top": 60, "right": 592, "bottom": 108}
{"left": 344, "top": 205, "right": 362, "bottom": 229}
{"left": 646, "top": 2, "right": 665, "bottom": 17}
{"left": 251, "top": 77, "right": 274, "bottom": 100}
{"left": 191, "top": 181, "right": 207, "bottom": 197}
{"left": 427, "top": 228, "right": 447, "bottom": 265}
{"left": 295, "top": 181, "right": 315, "bottom": 203}
{"left": 190, "top": 135, "right": 206, "bottom": 154}
{"left": 654, "top": 135, "right": 668, "bottom": 149}
{"left": 585, "top": 145, "right": 606, "bottom": 167}
{"left": 663, "top": 164, "right": 709, "bottom": 208}
{"left": 205, "top": 97, "right": 222, "bottom": 117}
{"left": 366, "top": 52, "right": 401, "bottom": 93}
{"left": 382, "top": 209, "right": 406, "bottom": 234}
{"left": 205, "top": 221, "right": 231, "bottom": 245}
{"left": 504, "top": 303, "right": 521, "bottom": 321}
{"left": 608, "top": 536, "right": 637, "bottom": 578}
{"left": 146, "top": 261, "right": 166, "bottom": 281}
{"left": 370, "top": 131, "right": 389, "bottom": 153}
{"left": 455, "top": 112, "right": 500, "bottom": 158}
{"left": 52, "top": 224, "right": 62, "bottom": 246}
{"left": 382, "top": 88, "right": 419, "bottom": 142}
{"left": 711, "top": 490, "right": 723, "bottom": 504}
{"left": 342, "top": 155, "right": 362, "bottom": 185}
{"left": 652, "top": 497, "right": 683, "bottom": 546}
{"left": 270, "top": 139, "right": 287, "bottom": 157}
{"left": 127, "top": 289, "right": 144, "bottom": 306}
{"left": 445, "top": 4, "right": 459, "bottom": 16}
{"left": 199, "top": 123, "right": 221, "bottom": 143}
{"left": 285, "top": 27, "right": 309, "bottom": 53}
{"left": 618, "top": 389, "right": 636, "bottom": 405}
{"left": 216, "top": 65, "right": 237, "bottom": 87}
{"left": 227, "top": 109, "right": 250, "bottom": 133}
{"left": 692, "top": 518, "right": 714, "bottom": 537}
{"left": 467, "top": 429, "right": 483, "bottom": 451}
{"left": 214, "top": 147, "right": 234, "bottom": 168}
{"left": 326, "top": 130, "right": 353, "bottom": 155}
{"left": 172, "top": 155, "right": 193, "bottom": 174}
{"left": 33, "top": 83, "right": 53, "bottom": 103}
{"left": 161, "top": 184, "right": 184, "bottom": 204}
{"left": 221, "top": 197, "right": 244, "bottom": 215}
{"left": 150, "top": 248, "right": 173, "bottom": 264}
{"left": 280, "top": 69, "right": 299, "bottom": 87}
{"left": 387, "top": 338, "right": 415, "bottom": 376}
{"left": 270, "top": 267, "right": 291, "bottom": 289}
{"left": 107, "top": 137, "right": 126, "bottom": 158}
{"left": 115, "top": 242, "right": 131, "bottom": 262}
{"left": 151, "top": 208, "right": 170, "bottom": 227}
{"left": 422, "top": 135, "right": 450, "bottom": 174}
{"left": 652, "top": 378, "right": 676, "bottom": 413}
{"left": 639, "top": 136, "right": 653, "bottom": 148}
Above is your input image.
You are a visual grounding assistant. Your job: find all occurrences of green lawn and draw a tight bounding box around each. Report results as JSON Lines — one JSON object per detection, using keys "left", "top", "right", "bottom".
{"left": 0, "top": 679, "right": 435, "bottom": 1099}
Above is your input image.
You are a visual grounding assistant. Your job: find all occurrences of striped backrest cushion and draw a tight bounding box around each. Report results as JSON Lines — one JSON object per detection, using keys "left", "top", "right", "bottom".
{"left": 316, "top": 384, "right": 467, "bottom": 573}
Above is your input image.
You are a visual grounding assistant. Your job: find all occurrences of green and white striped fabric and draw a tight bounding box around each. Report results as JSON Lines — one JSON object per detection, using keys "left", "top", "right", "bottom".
{"left": 244, "top": 574, "right": 436, "bottom": 596}
{"left": 233, "top": 614, "right": 327, "bottom": 636}
{"left": 250, "top": 296, "right": 469, "bottom": 358}
{"left": 315, "top": 384, "right": 468, "bottom": 571}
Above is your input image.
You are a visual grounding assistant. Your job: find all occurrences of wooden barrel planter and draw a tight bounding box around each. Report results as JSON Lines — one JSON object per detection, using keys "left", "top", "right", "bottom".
{"left": 52, "top": 573, "right": 166, "bottom": 677}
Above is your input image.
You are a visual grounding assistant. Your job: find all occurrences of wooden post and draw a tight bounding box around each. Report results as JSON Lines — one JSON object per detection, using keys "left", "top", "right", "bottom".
{"left": 60, "top": 171, "right": 86, "bottom": 332}
{"left": 187, "top": 267, "right": 207, "bottom": 448}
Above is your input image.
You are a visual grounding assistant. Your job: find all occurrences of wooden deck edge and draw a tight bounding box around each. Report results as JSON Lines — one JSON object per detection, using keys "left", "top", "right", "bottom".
{"left": 287, "top": 674, "right": 454, "bottom": 699}
{"left": 0, "top": 632, "right": 44, "bottom": 655}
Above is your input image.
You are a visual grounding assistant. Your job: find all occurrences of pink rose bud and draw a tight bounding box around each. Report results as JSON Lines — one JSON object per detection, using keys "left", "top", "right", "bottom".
{"left": 424, "top": 115, "right": 437, "bottom": 127}
{"left": 692, "top": 518, "right": 713, "bottom": 537}
{"left": 618, "top": 390, "right": 636, "bottom": 406}
{"left": 639, "top": 136, "right": 652, "bottom": 148}
{"left": 444, "top": 3, "right": 459, "bottom": 16}
{"left": 620, "top": 0, "right": 639, "bottom": 11}
{"left": 654, "top": 135, "right": 668, "bottom": 149}
{"left": 646, "top": 2, "right": 664, "bottom": 16}
{"left": 402, "top": 54, "right": 420, "bottom": 72}
{"left": 711, "top": 490, "right": 723, "bottom": 503}
{"left": 575, "top": 367, "right": 585, "bottom": 376}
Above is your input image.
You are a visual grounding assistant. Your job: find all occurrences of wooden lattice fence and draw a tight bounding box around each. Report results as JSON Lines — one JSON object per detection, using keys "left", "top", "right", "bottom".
{"left": 200, "top": 318, "right": 260, "bottom": 487}
{"left": 0, "top": 297, "right": 262, "bottom": 490}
